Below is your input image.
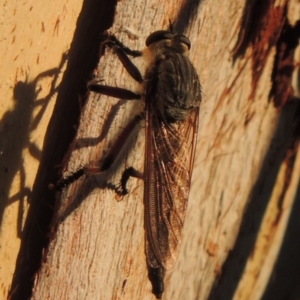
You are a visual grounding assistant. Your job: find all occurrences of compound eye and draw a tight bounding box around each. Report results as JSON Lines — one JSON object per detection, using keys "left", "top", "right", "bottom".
{"left": 145, "top": 30, "right": 173, "bottom": 47}
{"left": 178, "top": 35, "right": 191, "bottom": 50}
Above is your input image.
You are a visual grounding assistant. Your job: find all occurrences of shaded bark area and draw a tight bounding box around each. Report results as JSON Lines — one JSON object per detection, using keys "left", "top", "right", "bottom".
{"left": 208, "top": 101, "right": 300, "bottom": 300}
{"left": 262, "top": 176, "right": 300, "bottom": 299}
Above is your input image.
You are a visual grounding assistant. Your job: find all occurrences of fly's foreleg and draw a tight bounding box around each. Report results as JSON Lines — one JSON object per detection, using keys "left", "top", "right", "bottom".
{"left": 104, "top": 34, "right": 142, "bottom": 58}
{"left": 88, "top": 35, "right": 144, "bottom": 99}
{"left": 100, "top": 34, "right": 143, "bottom": 83}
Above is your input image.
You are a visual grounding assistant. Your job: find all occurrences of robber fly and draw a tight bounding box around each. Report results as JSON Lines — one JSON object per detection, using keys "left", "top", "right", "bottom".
{"left": 56, "top": 29, "right": 201, "bottom": 298}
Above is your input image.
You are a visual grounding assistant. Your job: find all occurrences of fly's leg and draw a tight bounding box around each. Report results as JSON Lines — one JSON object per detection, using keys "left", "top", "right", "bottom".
{"left": 55, "top": 168, "right": 85, "bottom": 190}
{"left": 99, "top": 113, "right": 143, "bottom": 172}
{"left": 55, "top": 112, "right": 144, "bottom": 191}
{"left": 104, "top": 34, "right": 142, "bottom": 58}
{"left": 88, "top": 83, "right": 141, "bottom": 100}
{"left": 100, "top": 34, "right": 143, "bottom": 83}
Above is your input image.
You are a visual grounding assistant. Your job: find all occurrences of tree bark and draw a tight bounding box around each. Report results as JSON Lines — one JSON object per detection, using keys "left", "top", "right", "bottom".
{"left": 7, "top": 0, "right": 300, "bottom": 299}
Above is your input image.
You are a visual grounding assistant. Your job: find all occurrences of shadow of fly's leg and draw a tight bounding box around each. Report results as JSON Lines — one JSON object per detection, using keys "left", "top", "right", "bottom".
{"left": 56, "top": 34, "right": 144, "bottom": 192}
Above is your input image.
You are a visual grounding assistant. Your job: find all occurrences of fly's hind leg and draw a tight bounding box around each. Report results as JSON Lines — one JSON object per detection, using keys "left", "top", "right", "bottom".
{"left": 119, "top": 167, "right": 144, "bottom": 195}
{"left": 55, "top": 110, "right": 144, "bottom": 191}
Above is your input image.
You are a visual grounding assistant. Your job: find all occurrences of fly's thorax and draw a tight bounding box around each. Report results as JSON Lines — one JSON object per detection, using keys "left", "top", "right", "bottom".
{"left": 144, "top": 47, "right": 201, "bottom": 122}
{"left": 143, "top": 38, "right": 189, "bottom": 62}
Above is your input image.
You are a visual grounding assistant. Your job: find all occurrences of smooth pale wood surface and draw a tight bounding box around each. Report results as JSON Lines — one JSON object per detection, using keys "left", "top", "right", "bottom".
{"left": 4, "top": 0, "right": 297, "bottom": 299}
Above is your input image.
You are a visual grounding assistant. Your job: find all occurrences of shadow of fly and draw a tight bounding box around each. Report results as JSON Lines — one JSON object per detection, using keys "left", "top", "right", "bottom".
{"left": 56, "top": 29, "right": 201, "bottom": 298}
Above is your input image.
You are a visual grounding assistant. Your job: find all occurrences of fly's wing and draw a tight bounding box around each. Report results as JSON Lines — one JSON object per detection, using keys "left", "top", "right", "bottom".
{"left": 144, "top": 107, "right": 199, "bottom": 270}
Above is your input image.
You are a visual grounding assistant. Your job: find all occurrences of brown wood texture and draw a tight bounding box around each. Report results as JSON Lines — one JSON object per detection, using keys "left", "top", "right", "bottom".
{"left": 2, "top": 0, "right": 299, "bottom": 299}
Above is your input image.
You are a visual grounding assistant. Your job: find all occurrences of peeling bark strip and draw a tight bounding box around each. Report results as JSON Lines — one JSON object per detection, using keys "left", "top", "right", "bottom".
{"left": 232, "top": 0, "right": 300, "bottom": 107}
{"left": 270, "top": 20, "right": 300, "bottom": 107}
{"left": 232, "top": 0, "right": 288, "bottom": 100}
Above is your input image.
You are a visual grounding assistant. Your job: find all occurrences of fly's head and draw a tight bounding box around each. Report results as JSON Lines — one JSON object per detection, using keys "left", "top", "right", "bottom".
{"left": 144, "top": 30, "right": 191, "bottom": 58}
